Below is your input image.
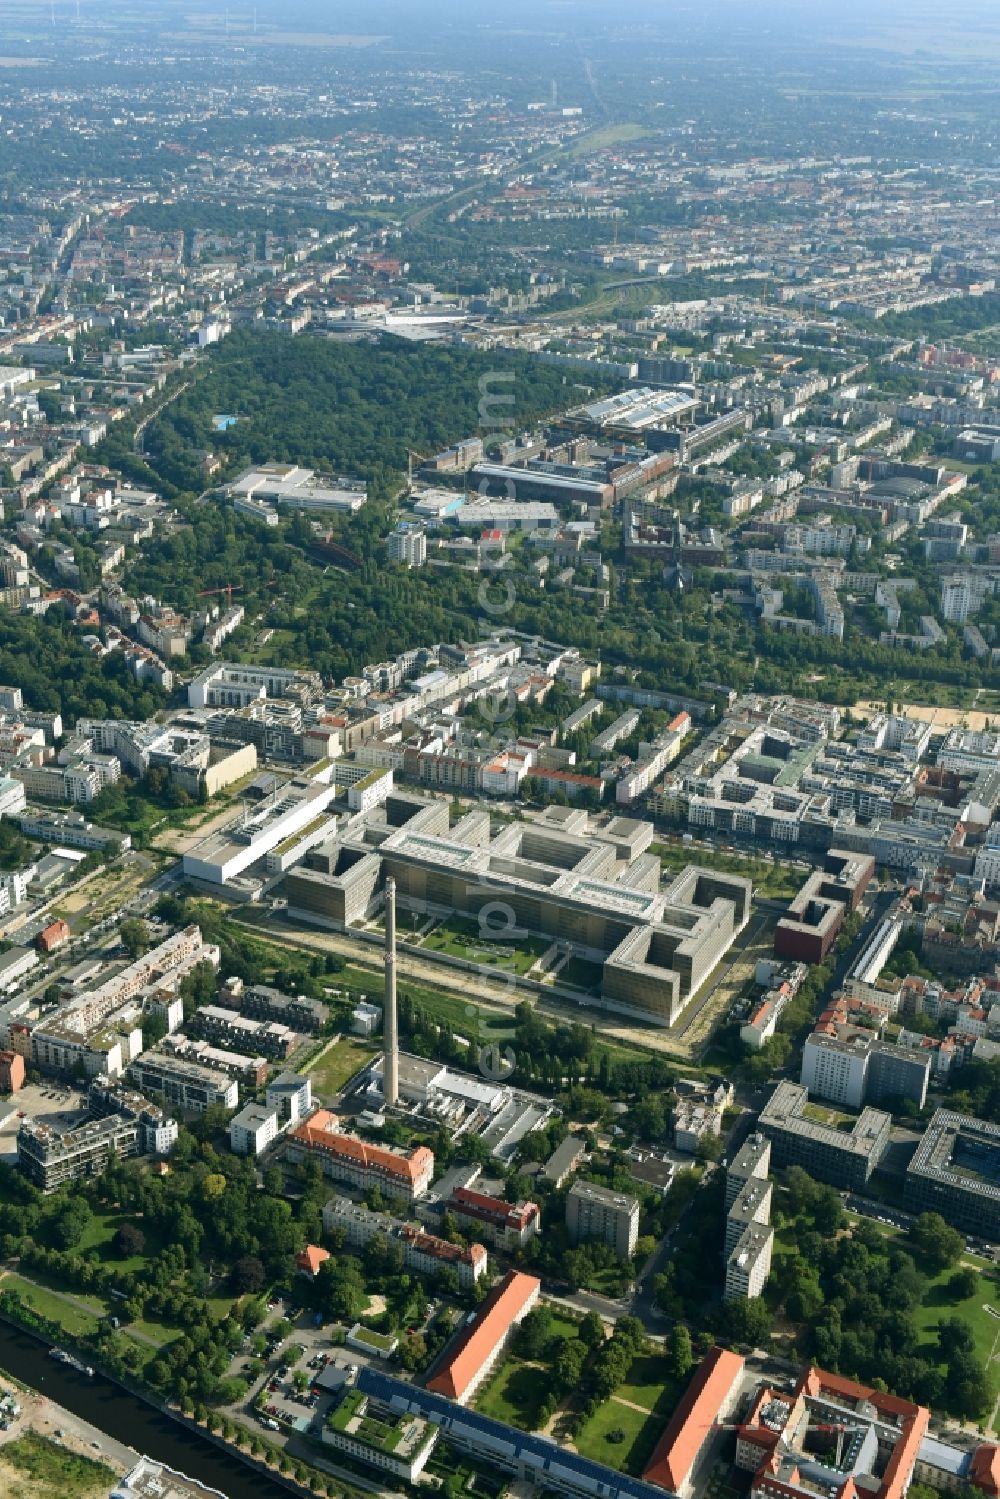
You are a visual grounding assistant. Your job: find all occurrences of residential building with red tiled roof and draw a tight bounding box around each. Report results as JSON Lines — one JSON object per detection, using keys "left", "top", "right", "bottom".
{"left": 643, "top": 1346, "right": 745, "bottom": 1497}
{"left": 286, "top": 1109, "right": 434, "bottom": 1203}
{"left": 449, "top": 1187, "right": 540, "bottom": 1250}
{"left": 296, "top": 1244, "right": 330, "bottom": 1278}
{"left": 426, "top": 1269, "right": 539, "bottom": 1405}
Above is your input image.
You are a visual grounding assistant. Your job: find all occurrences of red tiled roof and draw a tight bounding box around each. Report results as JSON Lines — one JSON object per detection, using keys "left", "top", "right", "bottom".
{"left": 288, "top": 1109, "right": 433, "bottom": 1186}
{"left": 296, "top": 1244, "right": 330, "bottom": 1276}
{"left": 644, "top": 1347, "right": 745, "bottom": 1493}
{"left": 970, "top": 1445, "right": 1000, "bottom": 1496}
{"left": 426, "top": 1269, "right": 539, "bottom": 1402}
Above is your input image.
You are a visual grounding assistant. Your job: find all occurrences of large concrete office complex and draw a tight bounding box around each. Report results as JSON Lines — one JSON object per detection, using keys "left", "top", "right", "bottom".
{"left": 283, "top": 791, "right": 751, "bottom": 1026}
{"left": 566, "top": 1180, "right": 640, "bottom": 1260}
{"left": 904, "top": 1109, "right": 1000, "bottom": 1239}
{"left": 760, "top": 1080, "right": 891, "bottom": 1189}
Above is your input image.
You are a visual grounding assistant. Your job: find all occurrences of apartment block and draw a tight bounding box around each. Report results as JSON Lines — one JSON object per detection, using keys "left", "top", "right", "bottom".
{"left": 725, "top": 1177, "right": 773, "bottom": 1256}
{"left": 323, "top": 1197, "right": 487, "bottom": 1289}
{"left": 127, "top": 1053, "right": 238, "bottom": 1114}
{"left": 566, "top": 1179, "right": 640, "bottom": 1260}
{"left": 725, "top": 1224, "right": 774, "bottom": 1302}
{"left": 726, "top": 1133, "right": 771, "bottom": 1210}
{"left": 230, "top": 1102, "right": 279, "bottom": 1156}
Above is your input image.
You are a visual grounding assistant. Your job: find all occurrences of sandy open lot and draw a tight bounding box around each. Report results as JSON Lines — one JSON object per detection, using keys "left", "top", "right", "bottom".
{"left": 855, "top": 700, "right": 998, "bottom": 732}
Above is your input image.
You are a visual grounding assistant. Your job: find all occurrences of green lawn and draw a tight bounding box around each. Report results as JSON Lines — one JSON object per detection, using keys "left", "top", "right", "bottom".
{"left": 476, "top": 1359, "right": 551, "bottom": 1430}
{"left": 0, "top": 1271, "right": 104, "bottom": 1338}
{"left": 651, "top": 840, "right": 800, "bottom": 902}
{"left": 617, "top": 1353, "right": 678, "bottom": 1414}
{"left": 422, "top": 916, "right": 551, "bottom": 976}
{"left": 307, "top": 1035, "right": 379, "bottom": 1098}
{"left": 574, "top": 1397, "right": 664, "bottom": 1475}
{"left": 911, "top": 1263, "right": 1000, "bottom": 1391}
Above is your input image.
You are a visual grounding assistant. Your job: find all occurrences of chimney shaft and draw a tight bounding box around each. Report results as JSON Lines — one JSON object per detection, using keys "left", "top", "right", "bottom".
{"left": 383, "top": 877, "right": 398, "bottom": 1106}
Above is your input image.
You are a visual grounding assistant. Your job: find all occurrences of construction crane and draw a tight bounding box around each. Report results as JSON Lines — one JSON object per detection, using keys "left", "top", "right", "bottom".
{"left": 406, "top": 449, "right": 429, "bottom": 489}
{"left": 197, "top": 584, "right": 241, "bottom": 607}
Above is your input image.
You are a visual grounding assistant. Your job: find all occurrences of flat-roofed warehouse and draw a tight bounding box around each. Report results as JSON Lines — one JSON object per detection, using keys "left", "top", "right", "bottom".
{"left": 560, "top": 386, "right": 699, "bottom": 436}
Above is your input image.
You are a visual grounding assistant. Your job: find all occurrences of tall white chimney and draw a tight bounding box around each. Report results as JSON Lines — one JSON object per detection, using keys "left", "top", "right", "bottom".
{"left": 383, "top": 878, "right": 398, "bottom": 1106}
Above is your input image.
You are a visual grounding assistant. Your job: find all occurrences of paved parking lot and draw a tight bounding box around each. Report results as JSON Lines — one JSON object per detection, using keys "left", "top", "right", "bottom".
{"left": 0, "top": 1083, "right": 87, "bottom": 1163}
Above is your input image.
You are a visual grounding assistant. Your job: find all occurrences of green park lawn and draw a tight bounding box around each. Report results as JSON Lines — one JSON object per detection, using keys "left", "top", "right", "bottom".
{"left": 476, "top": 1359, "right": 552, "bottom": 1430}
{"left": 574, "top": 1396, "right": 663, "bottom": 1475}
{"left": 617, "top": 1353, "right": 679, "bottom": 1414}
{"left": 911, "top": 1263, "right": 1000, "bottom": 1389}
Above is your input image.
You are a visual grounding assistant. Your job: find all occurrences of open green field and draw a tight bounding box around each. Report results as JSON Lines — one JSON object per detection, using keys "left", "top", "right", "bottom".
{"left": 476, "top": 1359, "right": 552, "bottom": 1430}
{"left": 617, "top": 1353, "right": 677, "bottom": 1413}
{"left": 911, "top": 1264, "right": 1000, "bottom": 1391}
{"left": 574, "top": 1397, "right": 663, "bottom": 1475}
{"left": 307, "top": 1035, "right": 379, "bottom": 1099}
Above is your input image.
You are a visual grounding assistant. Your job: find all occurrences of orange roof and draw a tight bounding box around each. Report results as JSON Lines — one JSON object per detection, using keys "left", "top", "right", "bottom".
{"left": 427, "top": 1269, "right": 539, "bottom": 1402}
{"left": 795, "top": 1368, "right": 928, "bottom": 1499}
{"left": 644, "top": 1346, "right": 745, "bottom": 1493}
{"left": 970, "top": 1445, "right": 1000, "bottom": 1497}
{"left": 288, "top": 1109, "right": 433, "bottom": 1185}
{"left": 296, "top": 1244, "right": 330, "bottom": 1276}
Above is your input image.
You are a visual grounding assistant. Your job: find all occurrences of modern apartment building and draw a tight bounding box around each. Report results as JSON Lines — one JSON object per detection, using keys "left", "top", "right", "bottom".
{"left": 127, "top": 1053, "right": 238, "bottom": 1114}
{"left": 725, "top": 1177, "right": 773, "bottom": 1257}
{"left": 566, "top": 1180, "right": 640, "bottom": 1260}
{"left": 229, "top": 1101, "right": 279, "bottom": 1157}
{"left": 726, "top": 1134, "right": 771, "bottom": 1210}
{"left": 725, "top": 1224, "right": 774, "bottom": 1302}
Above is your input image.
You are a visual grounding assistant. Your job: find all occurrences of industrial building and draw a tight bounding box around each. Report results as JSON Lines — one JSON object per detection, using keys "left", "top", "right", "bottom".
{"left": 283, "top": 792, "right": 750, "bottom": 1027}
{"left": 182, "top": 778, "right": 337, "bottom": 887}
{"left": 759, "top": 1080, "right": 891, "bottom": 1189}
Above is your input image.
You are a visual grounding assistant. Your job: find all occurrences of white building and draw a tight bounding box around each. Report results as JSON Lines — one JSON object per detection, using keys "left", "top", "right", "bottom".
{"left": 230, "top": 1102, "right": 279, "bottom": 1156}
{"left": 387, "top": 526, "right": 427, "bottom": 568}
{"left": 266, "top": 1070, "right": 312, "bottom": 1125}
{"left": 801, "top": 1031, "right": 870, "bottom": 1110}
{"left": 724, "top": 1224, "right": 774, "bottom": 1301}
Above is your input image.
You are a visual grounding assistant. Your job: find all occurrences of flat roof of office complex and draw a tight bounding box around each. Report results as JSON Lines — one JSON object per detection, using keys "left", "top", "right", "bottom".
{"left": 907, "top": 1108, "right": 1000, "bottom": 1205}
